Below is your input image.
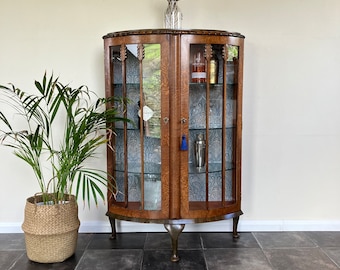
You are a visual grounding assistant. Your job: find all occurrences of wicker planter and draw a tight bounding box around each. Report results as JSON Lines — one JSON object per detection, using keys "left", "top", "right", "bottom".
{"left": 22, "top": 194, "right": 80, "bottom": 263}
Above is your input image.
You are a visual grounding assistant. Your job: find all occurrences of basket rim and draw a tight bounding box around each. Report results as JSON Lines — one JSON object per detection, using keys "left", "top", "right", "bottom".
{"left": 26, "top": 193, "right": 76, "bottom": 205}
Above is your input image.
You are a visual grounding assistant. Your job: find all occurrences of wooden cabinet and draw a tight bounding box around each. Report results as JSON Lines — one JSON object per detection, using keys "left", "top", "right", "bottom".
{"left": 103, "top": 29, "right": 245, "bottom": 261}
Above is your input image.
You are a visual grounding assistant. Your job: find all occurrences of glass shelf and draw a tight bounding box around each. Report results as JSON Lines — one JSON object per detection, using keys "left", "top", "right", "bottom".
{"left": 189, "top": 83, "right": 236, "bottom": 87}
{"left": 113, "top": 83, "right": 236, "bottom": 88}
{"left": 114, "top": 125, "right": 235, "bottom": 131}
{"left": 188, "top": 162, "right": 234, "bottom": 174}
{"left": 113, "top": 83, "right": 140, "bottom": 87}
{"left": 114, "top": 162, "right": 234, "bottom": 175}
{"left": 188, "top": 126, "right": 235, "bottom": 130}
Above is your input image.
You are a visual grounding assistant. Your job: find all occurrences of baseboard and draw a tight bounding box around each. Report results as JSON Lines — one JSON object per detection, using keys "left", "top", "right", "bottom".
{"left": 2, "top": 220, "right": 340, "bottom": 233}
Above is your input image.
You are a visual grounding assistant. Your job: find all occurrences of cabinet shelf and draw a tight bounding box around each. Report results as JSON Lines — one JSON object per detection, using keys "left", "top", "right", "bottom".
{"left": 188, "top": 162, "right": 234, "bottom": 174}
{"left": 188, "top": 126, "right": 235, "bottom": 130}
{"left": 114, "top": 162, "right": 234, "bottom": 175}
{"left": 113, "top": 83, "right": 237, "bottom": 87}
{"left": 114, "top": 126, "right": 235, "bottom": 131}
{"left": 189, "top": 83, "right": 237, "bottom": 88}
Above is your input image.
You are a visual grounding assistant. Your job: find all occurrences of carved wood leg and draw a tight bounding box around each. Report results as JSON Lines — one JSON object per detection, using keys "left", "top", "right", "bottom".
{"left": 109, "top": 216, "right": 116, "bottom": 240}
{"left": 232, "top": 216, "right": 240, "bottom": 239}
{"left": 164, "top": 224, "right": 185, "bottom": 262}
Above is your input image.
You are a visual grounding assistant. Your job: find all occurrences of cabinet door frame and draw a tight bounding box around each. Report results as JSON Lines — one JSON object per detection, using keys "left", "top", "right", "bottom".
{"left": 104, "top": 34, "right": 171, "bottom": 221}
{"left": 178, "top": 34, "right": 244, "bottom": 220}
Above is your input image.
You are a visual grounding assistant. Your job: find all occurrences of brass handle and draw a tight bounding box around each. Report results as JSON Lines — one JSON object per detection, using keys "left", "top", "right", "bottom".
{"left": 163, "top": 117, "right": 169, "bottom": 124}
{"left": 181, "top": 118, "right": 187, "bottom": 124}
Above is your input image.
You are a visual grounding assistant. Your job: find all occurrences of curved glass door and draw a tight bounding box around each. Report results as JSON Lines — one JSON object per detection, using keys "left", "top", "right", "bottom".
{"left": 187, "top": 42, "right": 240, "bottom": 211}
{"left": 111, "top": 43, "right": 163, "bottom": 211}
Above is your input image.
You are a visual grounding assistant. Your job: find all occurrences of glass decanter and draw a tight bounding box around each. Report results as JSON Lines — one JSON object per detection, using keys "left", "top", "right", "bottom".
{"left": 164, "top": 0, "right": 182, "bottom": 29}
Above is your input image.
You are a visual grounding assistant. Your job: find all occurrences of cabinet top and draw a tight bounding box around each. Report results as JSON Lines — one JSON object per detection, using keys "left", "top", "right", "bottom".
{"left": 103, "top": 29, "right": 245, "bottom": 39}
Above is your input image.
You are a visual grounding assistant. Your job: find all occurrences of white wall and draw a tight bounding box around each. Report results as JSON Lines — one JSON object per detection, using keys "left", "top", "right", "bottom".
{"left": 1, "top": 0, "right": 340, "bottom": 233}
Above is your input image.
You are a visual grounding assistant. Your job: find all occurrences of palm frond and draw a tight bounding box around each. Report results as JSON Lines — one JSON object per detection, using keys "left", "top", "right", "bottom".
{"left": 0, "top": 73, "right": 130, "bottom": 206}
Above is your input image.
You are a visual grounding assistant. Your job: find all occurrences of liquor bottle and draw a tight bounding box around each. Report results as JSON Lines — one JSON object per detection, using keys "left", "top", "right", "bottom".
{"left": 192, "top": 52, "right": 206, "bottom": 83}
{"left": 209, "top": 50, "right": 218, "bottom": 84}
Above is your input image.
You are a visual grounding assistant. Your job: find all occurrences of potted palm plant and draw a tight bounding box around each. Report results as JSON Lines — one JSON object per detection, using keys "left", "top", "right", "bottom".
{"left": 0, "top": 73, "right": 129, "bottom": 263}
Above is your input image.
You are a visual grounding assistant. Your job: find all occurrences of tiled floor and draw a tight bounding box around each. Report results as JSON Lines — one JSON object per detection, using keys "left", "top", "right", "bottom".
{"left": 1, "top": 231, "right": 340, "bottom": 269}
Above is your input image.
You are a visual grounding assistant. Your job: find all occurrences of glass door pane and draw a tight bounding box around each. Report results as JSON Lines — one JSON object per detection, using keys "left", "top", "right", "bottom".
{"left": 141, "top": 44, "right": 161, "bottom": 210}
{"left": 188, "top": 43, "right": 239, "bottom": 210}
{"left": 225, "top": 44, "right": 239, "bottom": 203}
{"left": 111, "top": 43, "right": 162, "bottom": 211}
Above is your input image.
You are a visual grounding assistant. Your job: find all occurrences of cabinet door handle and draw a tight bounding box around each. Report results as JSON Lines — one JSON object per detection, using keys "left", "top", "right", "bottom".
{"left": 163, "top": 117, "right": 169, "bottom": 124}
{"left": 181, "top": 118, "right": 187, "bottom": 124}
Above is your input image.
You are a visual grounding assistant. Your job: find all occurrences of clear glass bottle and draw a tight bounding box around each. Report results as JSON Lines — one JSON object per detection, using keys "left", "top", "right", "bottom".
{"left": 164, "top": 0, "right": 182, "bottom": 29}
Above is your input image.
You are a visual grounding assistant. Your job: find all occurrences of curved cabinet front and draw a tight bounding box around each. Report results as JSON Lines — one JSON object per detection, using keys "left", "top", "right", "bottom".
{"left": 103, "top": 29, "right": 245, "bottom": 261}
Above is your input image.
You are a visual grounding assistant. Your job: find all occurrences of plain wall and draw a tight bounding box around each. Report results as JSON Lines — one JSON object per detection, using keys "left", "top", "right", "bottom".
{"left": 1, "top": 0, "right": 340, "bottom": 232}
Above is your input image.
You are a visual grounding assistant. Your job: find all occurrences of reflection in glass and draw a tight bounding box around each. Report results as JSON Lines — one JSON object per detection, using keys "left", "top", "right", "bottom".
{"left": 142, "top": 44, "right": 161, "bottom": 138}
{"left": 227, "top": 45, "right": 239, "bottom": 60}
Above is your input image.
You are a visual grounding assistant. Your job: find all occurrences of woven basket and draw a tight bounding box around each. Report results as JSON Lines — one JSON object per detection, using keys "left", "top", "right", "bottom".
{"left": 22, "top": 194, "right": 80, "bottom": 263}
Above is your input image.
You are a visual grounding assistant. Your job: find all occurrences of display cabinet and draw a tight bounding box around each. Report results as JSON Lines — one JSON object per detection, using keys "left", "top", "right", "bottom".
{"left": 103, "top": 29, "right": 245, "bottom": 261}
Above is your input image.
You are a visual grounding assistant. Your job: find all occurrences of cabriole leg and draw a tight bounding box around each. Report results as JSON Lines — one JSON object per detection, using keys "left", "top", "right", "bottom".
{"left": 109, "top": 217, "right": 116, "bottom": 240}
{"left": 233, "top": 216, "right": 240, "bottom": 239}
{"left": 164, "top": 224, "right": 185, "bottom": 262}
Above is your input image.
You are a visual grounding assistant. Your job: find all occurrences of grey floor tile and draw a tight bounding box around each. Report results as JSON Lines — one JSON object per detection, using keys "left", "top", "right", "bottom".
{"left": 201, "top": 232, "right": 259, "bottom": 248}
{"left": 144, "top": 233, "right": 172, "bottom": 250}
{"left": 0, "top": 251, "right": 24, "bottom": 270}
{"left": 254, "top": 232, "right": 316, "bottom": 248}
{"left": 3, "top": 232, "right": 340, "bottom": 270}
{"left": 143, "top": 249, "right": 206, "bottom": 270}
{"left": 76, "top": 234, "right": 93, "bottom": 250}
{"left": 144, "top": 232, "right": 202, "bottom": 250}
{"left": 263, "top": 248, "right": 338, "bottom": 270}
{"left": 322, "top": 247, "right": 340, "bottom": 267}
{"left": 305, "top": 232, "right": 340, "bottom": 247}
{"left": 88, "top": 233, "right": 146, "bottom": 249}
{"left": 177, "top": 232, "right": 202, "bottom": 249}
{"left": 11, "top": 250, "right": 84, "bottom": 270}
{"left": 204, "top": 248, "right": 272, "bottom": 270}
{"left": 0, "top": 234, "right": 25, "bottom": 250}
{"left": 76, "top": 249, "right": 143, "bottom": 270}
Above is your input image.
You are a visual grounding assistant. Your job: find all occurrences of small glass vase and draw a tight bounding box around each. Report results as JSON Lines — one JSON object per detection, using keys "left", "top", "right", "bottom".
{"left": 164, "top": 0, "right": 182, "bottom": 29}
